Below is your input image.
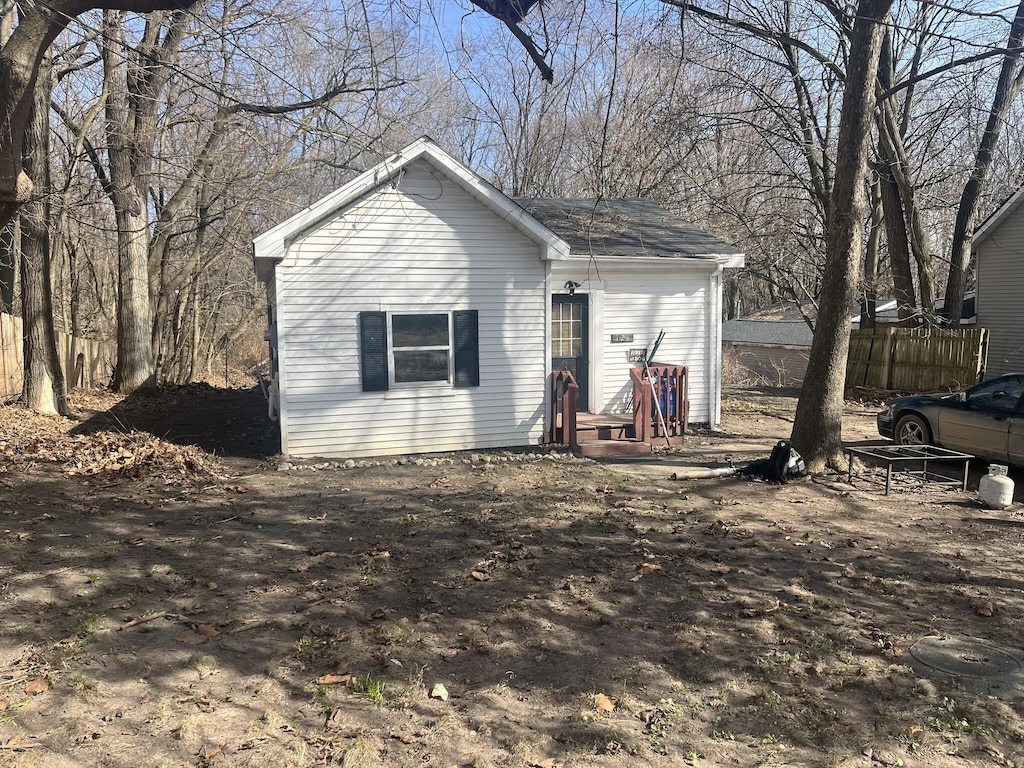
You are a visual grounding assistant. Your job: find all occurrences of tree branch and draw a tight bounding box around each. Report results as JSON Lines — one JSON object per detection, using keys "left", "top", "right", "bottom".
{"left": 468, "top": 0, "right": 553, "bottom": 82}
{"left": 660, "top": 0, "right": 845, "bottom": 81}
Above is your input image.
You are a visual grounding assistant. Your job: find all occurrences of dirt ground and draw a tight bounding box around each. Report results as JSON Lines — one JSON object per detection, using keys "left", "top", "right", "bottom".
{"left": 1, "top": 383, "right": 1023, "bottom": 767}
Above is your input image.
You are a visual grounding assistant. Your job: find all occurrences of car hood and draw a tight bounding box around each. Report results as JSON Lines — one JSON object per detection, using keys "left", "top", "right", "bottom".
{"left": 884, "top": 392, "right": 959, "bottom": 410}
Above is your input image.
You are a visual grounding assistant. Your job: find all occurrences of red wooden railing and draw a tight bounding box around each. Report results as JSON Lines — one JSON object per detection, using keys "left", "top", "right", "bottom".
{"left": 548, "top": 369, "right": 579, "bottom": 448}
{"left": 630, "top": 363, "right": 689, "bottom": 444}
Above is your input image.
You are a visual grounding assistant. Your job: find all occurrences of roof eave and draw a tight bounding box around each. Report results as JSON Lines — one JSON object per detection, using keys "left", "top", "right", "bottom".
{"left": 566, "top": 252, "right": 744, "bottom": 267}
{"left": 253, "top": 250, "right": 278, "bottom": 283}
{"left": 974, "top": 184, "right": 1024, "bottom": 246}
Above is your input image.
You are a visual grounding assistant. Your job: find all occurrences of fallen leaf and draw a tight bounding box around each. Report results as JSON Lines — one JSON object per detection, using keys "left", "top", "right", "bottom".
{"left": 471, "top": 570, "right": 491, "bottom": 582}
{"left": 317, "top": 672, "right": 354, "bottom": 686}
{"left": 593, "top": 693, "right": 617, "bottom": 713}
{"left": 198, "top": 744, "right": 223, "bottom": 763}
{"left": 640, "top": 563, "right": 662, "bottom": 576}
{"left": 25, "top": 679, "right": 48, "bottom": 695}
{"left": 533, "top": 760, "right": 559, "bottom": 768}
{"left": 196, "top": 698, "right": 215, "bottom": 712}
{"left": 977, "top": 601, "right": 994, "bottom": 617}
{"left": 0, "top": 698, "right": 8, "bottom": 710}
{"left": 196, "top": 624, "right": 220, "bottom": 637}
{"left": 177, "top": 629, "right": 208, "bottom": 645}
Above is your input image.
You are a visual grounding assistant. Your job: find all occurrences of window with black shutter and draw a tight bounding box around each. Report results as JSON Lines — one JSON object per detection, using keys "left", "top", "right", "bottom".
{"left": 359, "top": 310, "right": 479, "bottom": 391}
{"left": 358, "top": 311, "right": 388, "bottom": 391}
{"left": 453, "top": 310, "right": 479, "bottom": 387}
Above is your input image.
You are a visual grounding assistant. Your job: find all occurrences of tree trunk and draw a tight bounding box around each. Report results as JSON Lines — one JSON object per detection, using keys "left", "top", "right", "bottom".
{"left": 875, "top": 35, "right": 934, "bottom": 320}
{"left": 944, "top": 0, "right": 1024, "bottom": 323}
{"left": 860, "top": 180, "right": 882, "bottom": 330}
{"left": 104, "top": 10, "right": 155, "bottom": 393}
{"left": 20, "top": 50, "right": 65, "bottom": 414}
{"left": 791, "top": 0, "right": 894, "bottom": 473}
{"left": 0, "top": 223, "right": 14, "bottom": 312}
{"left": 186, "top": 270, "right": 201, "bottom": 384}
{"left": 877, "top": 158, "right": 917, "bottom": 322}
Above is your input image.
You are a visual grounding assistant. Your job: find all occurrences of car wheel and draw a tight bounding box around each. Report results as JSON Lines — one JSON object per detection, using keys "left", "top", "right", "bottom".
{"left": 894, "top": 414, "right": 932, "bottom": 446}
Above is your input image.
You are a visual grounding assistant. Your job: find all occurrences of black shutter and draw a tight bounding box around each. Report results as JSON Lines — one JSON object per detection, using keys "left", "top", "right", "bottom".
{"left": 453, "top": 310, "right": 479, "bottom": 388}
{"left": 358, "top": 311, "right": 388, "bottom": 391}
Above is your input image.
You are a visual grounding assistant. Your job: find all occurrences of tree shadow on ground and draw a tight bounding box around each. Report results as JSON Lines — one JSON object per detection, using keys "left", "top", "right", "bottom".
{"left": 70, "top": 383, "right": 279, "bottom": 461}
{"left": 2, "top": 455, "right": 1023, "bottom": 767}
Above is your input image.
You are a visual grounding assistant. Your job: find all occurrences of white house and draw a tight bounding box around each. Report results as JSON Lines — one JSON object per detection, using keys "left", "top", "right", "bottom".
{"left": 253, "top": 138, "right": 744, "bottom": 459}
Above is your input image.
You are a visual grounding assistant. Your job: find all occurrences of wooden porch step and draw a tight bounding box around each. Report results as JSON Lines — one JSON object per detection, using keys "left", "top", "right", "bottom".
{"left": 577, "top": 424, "right": 636, "bottom": 441}
{"left": 578, "top": 439, "right": 653, "bottom": 458}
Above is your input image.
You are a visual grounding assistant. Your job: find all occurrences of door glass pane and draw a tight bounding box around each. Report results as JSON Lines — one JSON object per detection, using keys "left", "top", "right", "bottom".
{"left": 552, "top": 302, "right": 583, "bottom": 358}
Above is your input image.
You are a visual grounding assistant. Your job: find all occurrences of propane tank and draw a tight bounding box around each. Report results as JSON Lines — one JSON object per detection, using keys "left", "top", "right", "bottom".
{"left": 979, "top": 464, "right": 1015, "bottom": 510}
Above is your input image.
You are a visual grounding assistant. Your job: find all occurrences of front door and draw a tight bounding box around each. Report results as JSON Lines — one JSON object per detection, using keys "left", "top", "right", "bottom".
{"left": 552, "top": 294, "right": 589, "bottom": 411}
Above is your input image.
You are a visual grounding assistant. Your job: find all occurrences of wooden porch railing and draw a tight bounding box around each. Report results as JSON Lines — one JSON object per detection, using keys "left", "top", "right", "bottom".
{"left": 547, "top": 369, "right": 579, "bottom": 448}
{"left": 630, "top": 363, "right": 689, "bottom": 444}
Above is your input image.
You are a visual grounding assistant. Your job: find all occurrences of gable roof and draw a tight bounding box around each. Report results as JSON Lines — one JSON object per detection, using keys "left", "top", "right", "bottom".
{"left": 514, "top": 197, "right": 743, "bottom": 266}
{"left": 253, "top": 137, "right": 570, "bottom": 282}
{"left": 973, "top": 184, "right": 1024, "bottom": 246}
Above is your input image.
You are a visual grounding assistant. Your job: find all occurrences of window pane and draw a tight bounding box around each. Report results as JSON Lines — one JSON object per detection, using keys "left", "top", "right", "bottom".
{"left": 968, "top": 378, "right": 1024, "bottom": 412}
{"left": 394, "top": 350, "right": 449, "bottom": 382}
{"left": 393, "top": 314, "right": 448, "bottom": 347}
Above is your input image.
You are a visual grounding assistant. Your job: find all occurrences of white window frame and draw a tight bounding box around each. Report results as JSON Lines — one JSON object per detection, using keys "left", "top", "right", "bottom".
{"left": 387, "top": 311, "right": 453, "bottom": 388}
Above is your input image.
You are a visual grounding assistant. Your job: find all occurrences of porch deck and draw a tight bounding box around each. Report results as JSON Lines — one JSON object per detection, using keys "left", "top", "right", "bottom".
{"left": 548, "top": 364, "right": 689, "bottom": 457}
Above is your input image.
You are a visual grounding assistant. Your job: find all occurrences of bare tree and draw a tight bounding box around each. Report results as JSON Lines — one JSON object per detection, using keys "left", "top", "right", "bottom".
{"left": 20, "top": 49, "right": 66, "bottom": 413}
{"left": 0, "top": 0, "right": 202, "bottom": 228}
{"left": 943, "top": 0, "right": 1024, "bottom": 323}
{"left": 790, "top": 0, "right": 894, "bottom": 472}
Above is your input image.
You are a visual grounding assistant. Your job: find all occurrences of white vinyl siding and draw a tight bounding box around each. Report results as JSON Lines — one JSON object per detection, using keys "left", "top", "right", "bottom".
{"left": 976, "top": 217, "right": 1024, "bottom": 378}
{"left": 275, "top": 160, "right": 546, "bottom": 458}
{"left": 550, "top": 262, "right": 717, "bottom": 425}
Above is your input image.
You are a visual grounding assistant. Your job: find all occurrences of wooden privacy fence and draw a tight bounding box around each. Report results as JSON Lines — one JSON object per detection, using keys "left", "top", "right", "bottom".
{"left": 846, "top": 326, "right": 989, "bottom": 394}
{"left": 0, "top": 312, "right": 114, "bottom": 399}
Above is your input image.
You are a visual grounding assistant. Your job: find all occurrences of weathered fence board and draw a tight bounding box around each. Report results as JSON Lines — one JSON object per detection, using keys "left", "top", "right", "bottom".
{"left": 846, "top": 326, "right": 988, "bottom": 394}
{"left": 0, "top": 312, "right": 114, "bottom": 399}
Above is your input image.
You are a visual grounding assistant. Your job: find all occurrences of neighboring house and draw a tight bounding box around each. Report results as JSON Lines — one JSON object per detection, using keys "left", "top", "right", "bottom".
{"left": 724, "top": 295, "right": 978, "bottom": 388}
{"left": 253, "top": 137, "right": 743, "bottom": 459}
{"left": 722, "top": 303, "right": 813, "bottom": 387}
{"left": 974, "top": 187, "right": 1024, "bottom": 377}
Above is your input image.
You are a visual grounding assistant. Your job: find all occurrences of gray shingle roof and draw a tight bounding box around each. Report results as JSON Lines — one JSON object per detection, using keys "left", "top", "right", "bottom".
{"left": 722, "top": 318, "right": 814, "bottom": 348}
{"left": 722, "top": 302, "right": 814, "bottom": 348}
{"left": 513, "top": 197, "right": 740, "bottom": 259}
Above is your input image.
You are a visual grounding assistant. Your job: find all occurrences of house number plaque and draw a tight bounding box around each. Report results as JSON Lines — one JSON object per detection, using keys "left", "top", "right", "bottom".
{"left": 610, "top": 334, "right": 634, "bottom": 343}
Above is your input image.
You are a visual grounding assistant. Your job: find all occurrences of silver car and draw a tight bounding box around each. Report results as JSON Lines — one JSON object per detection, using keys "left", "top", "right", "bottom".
{"left": 876, "top": 373, "right": 1024, "bottom": 465}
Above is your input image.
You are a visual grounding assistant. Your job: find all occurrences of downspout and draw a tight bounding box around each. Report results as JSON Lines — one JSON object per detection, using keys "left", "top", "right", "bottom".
{"left": 543, "top": 256, "right": 553, "bottom": 443}
{"left": 710, "top": 265, "right": 724, "bottom": 427}
{"left": 274, "top": 266, "right": 290, "bottom": 457}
